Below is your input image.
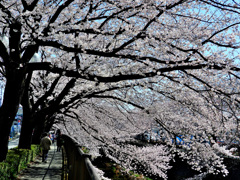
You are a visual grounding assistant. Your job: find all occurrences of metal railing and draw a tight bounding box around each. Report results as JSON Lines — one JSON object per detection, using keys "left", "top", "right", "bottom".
{"left": 61, "top": 134, "right": 100, "bottom": 180}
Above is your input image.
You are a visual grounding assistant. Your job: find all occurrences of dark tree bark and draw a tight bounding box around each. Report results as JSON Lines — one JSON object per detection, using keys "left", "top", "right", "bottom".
{"left": 0, "top": 69, "right": 26, "bottom": 161}
{"left": 45, "top": 116, "right": 55, "bottom": 132}
{"left": 31, "top": 119, "right": 46, "bottom": 144}
{"left": 18, "top": 114, "right": 34, "bottom": 149}
{"left": 18, "top": 72, "right": 33, "bottom": 149}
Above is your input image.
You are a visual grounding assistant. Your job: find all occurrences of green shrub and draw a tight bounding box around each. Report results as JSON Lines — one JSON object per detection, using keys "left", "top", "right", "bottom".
{"left": 0, "top": 144, "right": 40, "bottom": 180}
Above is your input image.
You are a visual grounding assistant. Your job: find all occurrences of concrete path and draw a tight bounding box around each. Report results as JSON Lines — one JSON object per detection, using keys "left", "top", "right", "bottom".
{"left": 8, "top": 137, "right": 20, "bottom": 149}
{"left": 17, "top": 143, "right": 63, "bottom": 180}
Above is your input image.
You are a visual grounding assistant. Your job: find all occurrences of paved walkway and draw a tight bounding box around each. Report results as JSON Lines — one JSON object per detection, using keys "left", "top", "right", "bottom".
{"left": 8, "top": 136, "right": 20, "bottom": 149}
{"left": 17, "top": 143, "right": 63, "bottom": 180}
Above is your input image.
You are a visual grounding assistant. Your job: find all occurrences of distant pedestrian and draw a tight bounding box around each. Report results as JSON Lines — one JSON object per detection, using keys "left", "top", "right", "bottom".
{"left": 56, "top": 129, "right": 62, "bottom": 152}
{"left": 51, "top": 132, "right": 55, "bottom": 144}
{"left": 40, "top": 132, "right": 52, "bottom": 163}
{"left": 49, "top": 131, "right": 55, "bottom": 143}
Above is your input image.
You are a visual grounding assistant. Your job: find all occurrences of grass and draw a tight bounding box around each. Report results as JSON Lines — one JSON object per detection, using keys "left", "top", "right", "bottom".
{"left": 0, "top": 145, "right": 40, "bottom": 180}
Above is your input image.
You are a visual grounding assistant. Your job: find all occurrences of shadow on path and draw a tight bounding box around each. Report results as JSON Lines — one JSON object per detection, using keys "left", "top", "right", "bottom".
{"left": 17, "top": 143, "right": 62, "bottom": 180}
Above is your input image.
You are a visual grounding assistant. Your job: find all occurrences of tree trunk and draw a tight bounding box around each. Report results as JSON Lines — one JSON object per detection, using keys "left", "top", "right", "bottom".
{"left": 45, "top": 116, "right": 55, "bottom": 132}
{"left": 0, "top": 70, "right": 26, "bottom": 161}
{"left": 31, "top": 124, "right": 45, "bottom": 144}
{"left": 0, "top": 119, "right": 13, "bottom": 162}
{"left": 18, "top": 71, "right": 34, "bottom": 149}
{"left": 18, "top": 115, "right": 34, "bottom": 149}
{"left": 31, "top": 114, "right": 47, "bottom": 144}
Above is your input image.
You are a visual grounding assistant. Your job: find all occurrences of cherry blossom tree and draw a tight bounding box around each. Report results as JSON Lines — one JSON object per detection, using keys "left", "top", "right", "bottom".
{"left": 55, "top": 83, "right": 240, "bottom": 179}
{"left": 0, "top": 2, "right": 239, "bottom": 176}
{"left": 18, "top": 70, "right": 77, "bottom": 148}
{"left": 18, "top": 69, "right": 130, "bottom": 147}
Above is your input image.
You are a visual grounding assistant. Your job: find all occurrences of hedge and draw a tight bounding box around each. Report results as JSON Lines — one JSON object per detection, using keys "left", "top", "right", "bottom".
{"left": 0, "top": 144, "right": 40, "bottom": 180}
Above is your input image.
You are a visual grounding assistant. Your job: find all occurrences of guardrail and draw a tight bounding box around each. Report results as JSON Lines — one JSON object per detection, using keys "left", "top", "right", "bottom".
{"left": 61, "top": 134, "right": 100, "bottom": 180}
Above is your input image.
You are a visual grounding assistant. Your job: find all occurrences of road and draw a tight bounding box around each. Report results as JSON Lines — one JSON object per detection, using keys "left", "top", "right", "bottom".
{"left": 8, "top": 137, "right": 19, "bottom": 149}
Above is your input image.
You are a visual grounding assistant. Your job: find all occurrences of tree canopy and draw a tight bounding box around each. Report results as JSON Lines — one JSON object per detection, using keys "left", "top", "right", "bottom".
{"left": 0, "top": 0, "right": 240, "bottom": 178}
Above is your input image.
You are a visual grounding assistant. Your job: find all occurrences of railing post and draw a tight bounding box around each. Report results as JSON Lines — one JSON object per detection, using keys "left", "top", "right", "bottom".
{"left": 62, "top": 146, "right": 68, "bottom": 180}
{"left": 61, "top": 135, "right": 100, "bottom": 180}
